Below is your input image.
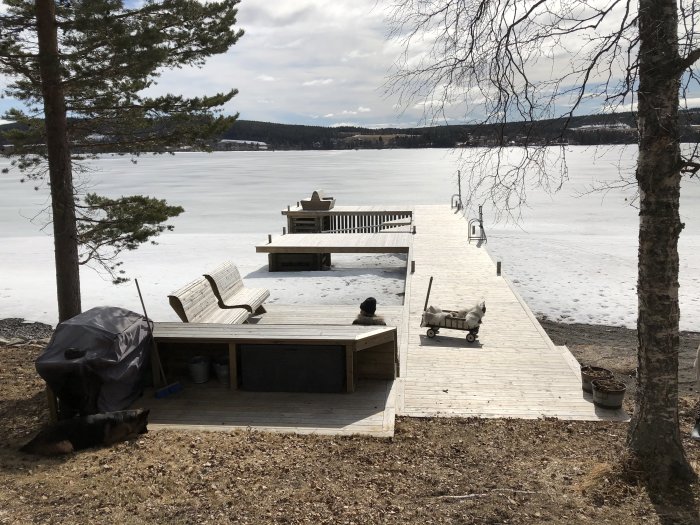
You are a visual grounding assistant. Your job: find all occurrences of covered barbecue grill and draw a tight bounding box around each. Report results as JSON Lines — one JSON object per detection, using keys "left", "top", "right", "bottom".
{"left": 36, "top": 306, "right": 151, "bottom": 418}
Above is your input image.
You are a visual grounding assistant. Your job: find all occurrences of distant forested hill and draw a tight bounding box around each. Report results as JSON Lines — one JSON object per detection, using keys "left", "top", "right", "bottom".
{"left": 4, "top": 110, "right": 700, "bottom": 152}
{"left": 220, "top": 110, "right": 700, "bottom": 150}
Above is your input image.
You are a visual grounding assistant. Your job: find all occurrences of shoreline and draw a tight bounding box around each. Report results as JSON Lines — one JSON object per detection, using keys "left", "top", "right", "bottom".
{"left": 3, "top": 316, "right": 698, "bottom": 400}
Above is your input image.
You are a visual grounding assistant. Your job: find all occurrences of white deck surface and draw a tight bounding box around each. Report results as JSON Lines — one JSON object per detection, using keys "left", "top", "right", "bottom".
{"left": 398, "top": 205, "right": 627, "bottom": 421}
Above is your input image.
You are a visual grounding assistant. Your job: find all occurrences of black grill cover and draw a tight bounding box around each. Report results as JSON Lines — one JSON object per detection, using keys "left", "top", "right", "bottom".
{"left": 36, "top": 306, "right": 151, "bottom": 416}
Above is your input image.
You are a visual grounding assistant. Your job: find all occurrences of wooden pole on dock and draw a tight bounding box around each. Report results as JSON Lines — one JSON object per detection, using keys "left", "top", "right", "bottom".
{"left": 423, "top": 276, "right": 433, "bottom": 311}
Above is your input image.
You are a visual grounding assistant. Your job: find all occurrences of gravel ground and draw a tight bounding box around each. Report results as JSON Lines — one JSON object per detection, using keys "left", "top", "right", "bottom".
{"left": 0, "top": 318, "right": 54, "bottom": 343}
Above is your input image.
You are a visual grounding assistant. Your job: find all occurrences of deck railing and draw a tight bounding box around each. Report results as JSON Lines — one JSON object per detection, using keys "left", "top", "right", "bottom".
{"left": 287, "top": 210, "right": 413, "bottom": 234}
{"left": 467, "top": 205, "right": 487, "bottom": 244}
{"left": 323, "top": 212, "right": 412, "bottom": 233}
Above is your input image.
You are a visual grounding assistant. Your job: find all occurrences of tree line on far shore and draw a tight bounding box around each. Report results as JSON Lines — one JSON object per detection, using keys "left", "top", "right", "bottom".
{"left": 5, "top": 110, "right": 700, "bottom": 153}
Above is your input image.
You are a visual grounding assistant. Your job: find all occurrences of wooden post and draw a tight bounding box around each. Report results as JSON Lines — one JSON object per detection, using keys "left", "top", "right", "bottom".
{"left": 346, "top": 344, "right": 355, "bottom": 393}
{"left": 228, "top": 342, "right": 238, "bottom": 390}
{"left": 151, "top": 341, "right": 163, "bottom": 387}
{"left": 46, "top": 385, "right": 58, "bottom": 422}
{"left": 496, "top": 261, "right": 502, "bottom": 276}
{"left": 423, "top": 276, "right": 434, "bottom": 311}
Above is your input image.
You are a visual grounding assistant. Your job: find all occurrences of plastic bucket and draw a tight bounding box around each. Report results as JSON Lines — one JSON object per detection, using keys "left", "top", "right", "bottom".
{"left": 213, "top": 358, "right": 230, "bottom": 385}
{"left": 188, "top": 356, "right": 211, "bottom": 383}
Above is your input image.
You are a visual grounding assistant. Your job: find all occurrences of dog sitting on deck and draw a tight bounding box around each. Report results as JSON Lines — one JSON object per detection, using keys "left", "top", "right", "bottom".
{"left": 20, "top": 409, "right": 149, "bottom": 456}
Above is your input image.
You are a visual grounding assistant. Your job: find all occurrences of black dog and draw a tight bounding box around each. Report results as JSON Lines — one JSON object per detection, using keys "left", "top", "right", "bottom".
{"left": 20, "top": 409, "right": 150, "bottom": 456}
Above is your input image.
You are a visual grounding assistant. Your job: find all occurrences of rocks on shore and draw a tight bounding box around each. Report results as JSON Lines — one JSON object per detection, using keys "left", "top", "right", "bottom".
{"left": 0, "top": 318, "right": 53, "bottom": 346}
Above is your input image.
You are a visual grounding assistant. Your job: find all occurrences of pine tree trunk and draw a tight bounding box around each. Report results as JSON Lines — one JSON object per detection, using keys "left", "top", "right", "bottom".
{"left": 35, "top": 0, "right": 81, "bottom": 322}
{"left": 627, "top": 0, "right": 693, "bottom": 481}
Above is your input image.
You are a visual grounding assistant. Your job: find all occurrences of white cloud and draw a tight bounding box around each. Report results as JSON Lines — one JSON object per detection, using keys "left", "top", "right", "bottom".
{"left": 341, "top": 49, "right": 377, "bottom": 63}
{"left": 302, "top": 78, "right": 334, "bottom": 86}
{"left": 6, "top": 0, "right": 669, "bottom": 128}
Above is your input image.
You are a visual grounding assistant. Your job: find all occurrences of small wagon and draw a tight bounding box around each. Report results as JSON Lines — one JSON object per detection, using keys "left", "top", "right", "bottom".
{"left": 420, "top": 277, "right": 482, "bottom": 343}
{"left": 421, "top": 312, "right": 481, "bottom": 342}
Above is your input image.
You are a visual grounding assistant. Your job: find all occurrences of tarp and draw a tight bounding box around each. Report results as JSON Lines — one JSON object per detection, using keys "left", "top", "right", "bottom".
{"left": 36, "top": 306, "right": 151, "bottom": 415}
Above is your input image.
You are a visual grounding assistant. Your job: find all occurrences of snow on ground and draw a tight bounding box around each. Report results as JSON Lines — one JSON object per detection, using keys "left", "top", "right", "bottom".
{"left": 487, "top": 232, "right": 700, "bottom": 331}
{"left": 0, "top": 234, "right": 406, "bottom": 324}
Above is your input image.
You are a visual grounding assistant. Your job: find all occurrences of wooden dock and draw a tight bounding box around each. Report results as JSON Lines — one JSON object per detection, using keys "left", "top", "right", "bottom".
{"left": 143, "top": 204, "right": 626, "bottom": 437}
{"left": 256, "top": 232, "right": 412, "bottom": 254}
{"left": 398, "top": 205, "right": 626, "bottom": 421}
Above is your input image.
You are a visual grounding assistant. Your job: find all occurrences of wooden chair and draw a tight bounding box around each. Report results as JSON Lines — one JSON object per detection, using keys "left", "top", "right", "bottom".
{"left": 203, "top": 261, "right": 270, "bottom": 314}
{"left": 168, "top": 277, "right": 249, "bottom": 324}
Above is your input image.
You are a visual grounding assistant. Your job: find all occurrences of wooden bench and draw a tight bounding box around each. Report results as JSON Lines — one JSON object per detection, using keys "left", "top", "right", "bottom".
{"left": 151, "top": 323, "right": 398, "bottom": 393}
{"left": 203, "top": 262, "right": 270, "bottom": 314}
{"left": 168, "top": 277, "right": 250, "bottom": 324}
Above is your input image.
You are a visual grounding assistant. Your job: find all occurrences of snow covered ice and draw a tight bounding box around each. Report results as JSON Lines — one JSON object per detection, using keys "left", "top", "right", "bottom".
{"left": 0, "top": 147, "right": 698, "bottom": 330}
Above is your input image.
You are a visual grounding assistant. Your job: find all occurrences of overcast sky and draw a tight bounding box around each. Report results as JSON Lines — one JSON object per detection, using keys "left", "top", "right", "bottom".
{"left": 212, "top": 0, "right": 411, "bottom": 127}
{"left": 0, "top": 0, "right": 430, "bottom": 128}
{"left": 2, "top": 1, "right": 698, "bottom": 129}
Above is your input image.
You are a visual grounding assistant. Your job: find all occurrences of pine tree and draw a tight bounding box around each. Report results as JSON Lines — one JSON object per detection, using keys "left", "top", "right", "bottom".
{"left": 0, "top": 0, "right": 243, "bottom": 321}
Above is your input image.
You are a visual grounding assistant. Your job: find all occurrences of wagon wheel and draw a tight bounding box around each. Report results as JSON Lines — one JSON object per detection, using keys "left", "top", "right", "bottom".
{"left": 426, "top": 328, "right": 436, "bottom": 338}
{"left": 466, "top": 332, "right": 476, "bottom": 343}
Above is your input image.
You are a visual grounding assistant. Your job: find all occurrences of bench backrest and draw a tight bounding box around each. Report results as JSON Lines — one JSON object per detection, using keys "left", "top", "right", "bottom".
{"left": 203, "top": 261, "right": 244, "bottom": 306}
{"left": 168, "top": 277, "right": 223, "bottom": 323}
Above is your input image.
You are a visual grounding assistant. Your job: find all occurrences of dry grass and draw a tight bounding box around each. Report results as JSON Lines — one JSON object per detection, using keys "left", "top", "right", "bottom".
{"left": 2, "top": 320, "right": 700, "bottom": 524}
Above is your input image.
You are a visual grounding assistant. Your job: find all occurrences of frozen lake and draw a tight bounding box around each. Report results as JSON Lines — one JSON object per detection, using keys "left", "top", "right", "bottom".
{"left": 0, "top": 147, "right": 698, "bottom": 330}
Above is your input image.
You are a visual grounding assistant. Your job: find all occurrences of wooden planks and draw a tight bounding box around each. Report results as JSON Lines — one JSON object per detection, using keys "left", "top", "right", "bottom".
{"left": 203, "top": 261, "right": 270, "bottom": 313}
{"left": 167, "top": 278, "right": 249, "bottom": 324}
{"left": 152, "top": 323, "right": 398, "bottom": 393}
{"left": 248, "top": 304, "right": 404, "bottom": 328}
{"left": 397, "top": 205, "right": 628, "bottom": 422}
{"left": 153, "top": 322, "right": 396, "bottom": 344}
{"left": 256, "top": 233, "right": 412, "bottom": 254}
{"left": 135, "top": 379, "right": 395, "bottom": 437}
{"left": 141, "top": 204, "right": 627, "bottom": 438}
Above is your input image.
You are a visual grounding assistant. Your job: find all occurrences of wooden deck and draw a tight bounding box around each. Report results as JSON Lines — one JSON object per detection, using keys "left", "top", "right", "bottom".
{"left": 247, "top": 304, "right": 405, "bottom": 327}
{"left": 398, "top": 205, "right": 627, "bottom": 421}
{"left": 256, "top": 232, "right": 412, "bottom": 254}
{"left": 139, "top": 379, "right": 396, "bottom": 437}
{"left": 141, "top": 204, "right": 625, "bottom": 438}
